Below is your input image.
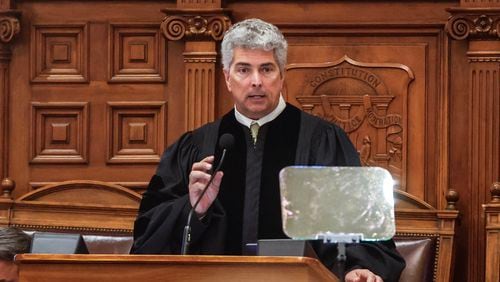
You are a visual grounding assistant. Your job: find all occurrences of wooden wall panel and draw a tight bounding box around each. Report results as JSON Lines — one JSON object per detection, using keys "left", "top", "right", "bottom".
{"left": 108, "top": 23, "right": 165, "bottom": 83}
{"left": 0, "top": 1, "right": 497, "bottom": 281}
{"left": 30, "top": 24, "right": 89, "bottom": 83}
{"left": 5, "top": 1, "right": 175, "bottom": 199}
{"left": 106, "top": 101, "right": 166, "bottom": 164}
{"left": 280, "top": 27, "right": 447, "bottom": 209}
{"left": 30, "top": 102, "right": 89, "bottom": 163}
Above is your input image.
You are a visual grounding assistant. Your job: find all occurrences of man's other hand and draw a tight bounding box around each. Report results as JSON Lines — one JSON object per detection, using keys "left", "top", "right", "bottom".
{"left": 345, "top": 269, "right": 383, "bottom": 282}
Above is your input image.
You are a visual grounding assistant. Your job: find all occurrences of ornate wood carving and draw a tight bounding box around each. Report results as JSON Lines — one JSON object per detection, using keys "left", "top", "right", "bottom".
{"left": 394, "top": 189, "right": 459, "bottom": 282}
{"left": 161, "top": 8, "right": 231, "bottom": 130}
{"left": 177, "top": 0, "right": 221, "bottom": 9}
{"left": 184, "top": 47, "right": 216, "bottom": 130}
{"left": 0, "top": 178, "right": 14, "bottom": 226}
{"left": 286, "top": 56, "right": 414, "bottom": 190}
{"left": 30, "top": 24, "right": 89, "bottom": 83}
{"left": 109, "top": 23, "right": 166, "bottom": 83}
{"left": 446, "top": 9, "right": 500, "bottom": 40}
{"left": 466, "top": 58, "right": 499, "bottom": 282}
{"left": 458, "top": 0, "right": 500, "bottom": 7}
{"left": 0, "top": 10, "right": 21, "bottom": 184}
{"left": 107, "top": 102, "right": 166, "bottom": 164}
{"left": 9, "top": 180, "right": 141, "bottom": 233}
{"left": 0, "top": 15, "right": 20, "bottom": 43}
{"left": 29, "top": 181, "right": 149, "bottom": 193}
{"left": 446, "top": 7, "right": 500, "bottom": 281}
{"left": 30, "top": 102, "right": 89, "bottom": 164}
{"left": 280, "top": 25, "right": 450, "bottom": 208}
{"left": 160, "top": 10, "right": 230, "bottom": 41}
{"left": 483, "top": 183, "right": 500, "bottom": 282}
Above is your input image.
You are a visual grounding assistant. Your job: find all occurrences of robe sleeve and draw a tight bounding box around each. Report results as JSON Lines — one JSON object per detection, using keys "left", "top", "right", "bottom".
{"left": 131, "top": 132, "right": 226, "bottom": 254}
{"left": 310, "top": 123, "right": 406, "bottom": 281}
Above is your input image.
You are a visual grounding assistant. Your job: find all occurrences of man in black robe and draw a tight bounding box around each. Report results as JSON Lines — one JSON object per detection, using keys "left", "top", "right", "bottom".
{"left": 132, "top": 18, "right": 405, "bottom": 282}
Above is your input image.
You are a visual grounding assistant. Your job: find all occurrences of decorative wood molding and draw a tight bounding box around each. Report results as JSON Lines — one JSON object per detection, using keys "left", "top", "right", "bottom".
{"left": 447, "top": 5, "right": 500, "bottom": 275}
{"left": 490, "top": 182, "right": 500, "bottom": 203}
{"left": 0, "top": 177, "right": 14, "bottom": 199}
{"left": 160, "top": 8, "right": 231, "bottom": 131}
{"left": 277, "top": 25, "right": 450, "bottom": 209}
{"left": 0, "top": 13, "right": 20, "bottom": 43}
{"left": 394, "top": 189, "right": 459, "bottom": 282}
{"left": 286, "top": 56, "right": 414, "bottom": 191}
{"left": 0, "top": 178, "right": 14, "bottom": 225}
{"left": 466, "top": 58, "right": 500, "bottom": 282}
{"left": 160, "top": 9, "right": 231, "bottom": 41}
{"left": 446, "top": 7, "right": 500, "bottom": 281}
{"left": 8, "top": 180, "right": 140, "bottom": 233}
{"left": 30, "top": 102, "right": 89, "bottom": 164}
{"left": 106, "top": 101, "right": 166, "bottom": 164}
{"left": 0, "top": 10, "right": 21, "bottom": 182}
{"left": 29, "top": 181, "right": 149, "bottom": 192}
{"left": 483, "top": 182, "right": 500, "bottom": 282}
{"left": 184, "top": 50, "right": 216, "bottom": 130}
{"left": 458, "top": 0, "right": 500, "bottom": 8}
{"left": 30, "top": 23, "right": 89, "bottom": 83}
{"left": 446, "top": 8, "right": 500, "bottom": 40}
{"left": 108, "top": 23, "right": 166, "bottom": 83}
{"left": 177, "top": 0, "right": 221, "bottom": 9}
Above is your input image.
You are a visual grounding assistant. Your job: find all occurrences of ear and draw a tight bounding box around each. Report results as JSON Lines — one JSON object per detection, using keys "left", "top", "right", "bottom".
{"left": 223, "top": 70, "right": 232, "bottom": 92}
{"left": 279, "top": 72, "right": 285, "bottom": 89}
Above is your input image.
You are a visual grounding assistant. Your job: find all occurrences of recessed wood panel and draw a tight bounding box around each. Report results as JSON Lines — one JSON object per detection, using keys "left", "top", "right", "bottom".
{"left": 108, "top": 23, "right": 166, "bottom": 83}
{"left": 107, "top": 102, "right": 166, "bottom": 163}
{"left": 30, "top": 24, "right": 89, "bottom": 83}
{"left": 30, "top": 102, "right": 89, "bottom": 163}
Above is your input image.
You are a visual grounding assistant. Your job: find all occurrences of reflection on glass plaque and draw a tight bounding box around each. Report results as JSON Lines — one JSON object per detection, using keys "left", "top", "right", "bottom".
{"left": 279, "top": 166, "right": 395, "bottom": 241}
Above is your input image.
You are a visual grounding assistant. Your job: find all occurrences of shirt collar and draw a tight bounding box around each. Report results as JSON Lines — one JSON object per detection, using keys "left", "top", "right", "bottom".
{"left": 234, "top": 95, "right": 286, "bottom": 128}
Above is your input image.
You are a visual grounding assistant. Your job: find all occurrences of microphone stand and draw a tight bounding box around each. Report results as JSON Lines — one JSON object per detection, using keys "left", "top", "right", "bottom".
{"left": 181, "top": 149, "right": 228, "bottom": 255}
{"left": 316, "top": 232, "right": 362, "bottom": 282}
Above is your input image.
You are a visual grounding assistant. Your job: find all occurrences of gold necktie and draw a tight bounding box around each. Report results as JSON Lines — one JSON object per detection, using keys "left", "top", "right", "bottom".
{"left": 250, "top": 122, "right": 260, "bottom": 144}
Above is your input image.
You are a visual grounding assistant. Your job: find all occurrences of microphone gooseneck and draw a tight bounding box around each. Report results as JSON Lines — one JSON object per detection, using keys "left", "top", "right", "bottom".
{"left": 181, "top": 133, "right": 235, "bottom": 255}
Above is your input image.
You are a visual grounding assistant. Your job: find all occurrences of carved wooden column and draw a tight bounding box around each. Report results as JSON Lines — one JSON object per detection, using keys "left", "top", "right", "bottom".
{"left": 446, "top": 6, "right": 500, "bottom": 282}
{"left": 0, "top": 8, "right": 20, "bottom": 199}
{"left": 161, "top": 1, "right": 231, "bottom": 130}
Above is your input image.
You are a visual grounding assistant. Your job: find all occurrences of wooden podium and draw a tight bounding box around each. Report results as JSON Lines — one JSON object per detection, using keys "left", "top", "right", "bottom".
{"left": 16, "top": 254, "right": 339, "bottom": 282}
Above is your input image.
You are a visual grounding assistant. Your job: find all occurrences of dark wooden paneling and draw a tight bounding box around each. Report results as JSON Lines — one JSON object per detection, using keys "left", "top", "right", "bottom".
{"left": 0, "top": 1, "right": 498, "bottom": 281}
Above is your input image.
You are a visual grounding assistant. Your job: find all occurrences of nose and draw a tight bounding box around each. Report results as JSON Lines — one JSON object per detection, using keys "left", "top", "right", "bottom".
{"left": 250, "top": 71, "right": 262, "bottom": 88}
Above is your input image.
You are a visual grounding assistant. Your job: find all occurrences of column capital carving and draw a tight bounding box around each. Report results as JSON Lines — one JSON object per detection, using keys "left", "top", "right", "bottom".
{"left": 446, "top": 8, "right": 500, "bottom": 40}
{"left": 0, "top": 10, "right": 21, "bottom": 44}
{"left": 183, "top": 51, "right": 217, "bottom": 63}
{"left": 160, "top": 8, "right": 231, "bottom": 41}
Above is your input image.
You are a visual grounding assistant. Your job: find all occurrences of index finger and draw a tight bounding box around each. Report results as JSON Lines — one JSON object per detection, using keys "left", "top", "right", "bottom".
{"left": 191, "top": 156, "right": 215, "bottom": 172}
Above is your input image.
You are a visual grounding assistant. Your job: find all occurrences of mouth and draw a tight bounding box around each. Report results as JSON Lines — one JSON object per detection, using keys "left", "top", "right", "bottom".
{"left": 247, "top": 92, "right": 266, "bottom": 99}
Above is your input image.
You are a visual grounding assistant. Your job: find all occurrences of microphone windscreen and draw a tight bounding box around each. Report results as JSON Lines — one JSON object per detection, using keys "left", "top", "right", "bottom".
{"left": 219, "top": 133, "right": 235, "bottom": 151}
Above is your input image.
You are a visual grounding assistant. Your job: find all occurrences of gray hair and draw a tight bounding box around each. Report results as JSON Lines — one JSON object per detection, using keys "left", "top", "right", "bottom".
{"left": 0, "top": 227, "right": 31, "bottom": 261}
{"left": 221, "top": 18, "right": 288, "bottom": 73}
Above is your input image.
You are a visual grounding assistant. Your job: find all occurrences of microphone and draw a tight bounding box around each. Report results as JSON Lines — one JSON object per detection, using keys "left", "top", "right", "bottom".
{"left": 181, "top": 133, "right": 235, "bottom": 255}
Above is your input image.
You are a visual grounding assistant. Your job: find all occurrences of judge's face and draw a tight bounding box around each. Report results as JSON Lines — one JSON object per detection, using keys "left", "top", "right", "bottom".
{"left": 224, "top": 48, "right": 284, "bottom": 120}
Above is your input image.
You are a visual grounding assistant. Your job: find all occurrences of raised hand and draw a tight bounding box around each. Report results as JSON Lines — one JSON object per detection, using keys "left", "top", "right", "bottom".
{"left": 188, "top": 156, "right": 224, "bottom": 218}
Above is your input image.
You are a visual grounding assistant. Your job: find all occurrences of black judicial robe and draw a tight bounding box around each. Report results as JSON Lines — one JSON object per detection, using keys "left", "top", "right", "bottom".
{"left": 131, "top": 104, "right": 405, "bottom": 281}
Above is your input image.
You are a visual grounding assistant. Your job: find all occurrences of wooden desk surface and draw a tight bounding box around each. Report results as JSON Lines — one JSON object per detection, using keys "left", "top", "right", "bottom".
{"left": 16, "top": 254, "right": 339, "bottom": 282}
